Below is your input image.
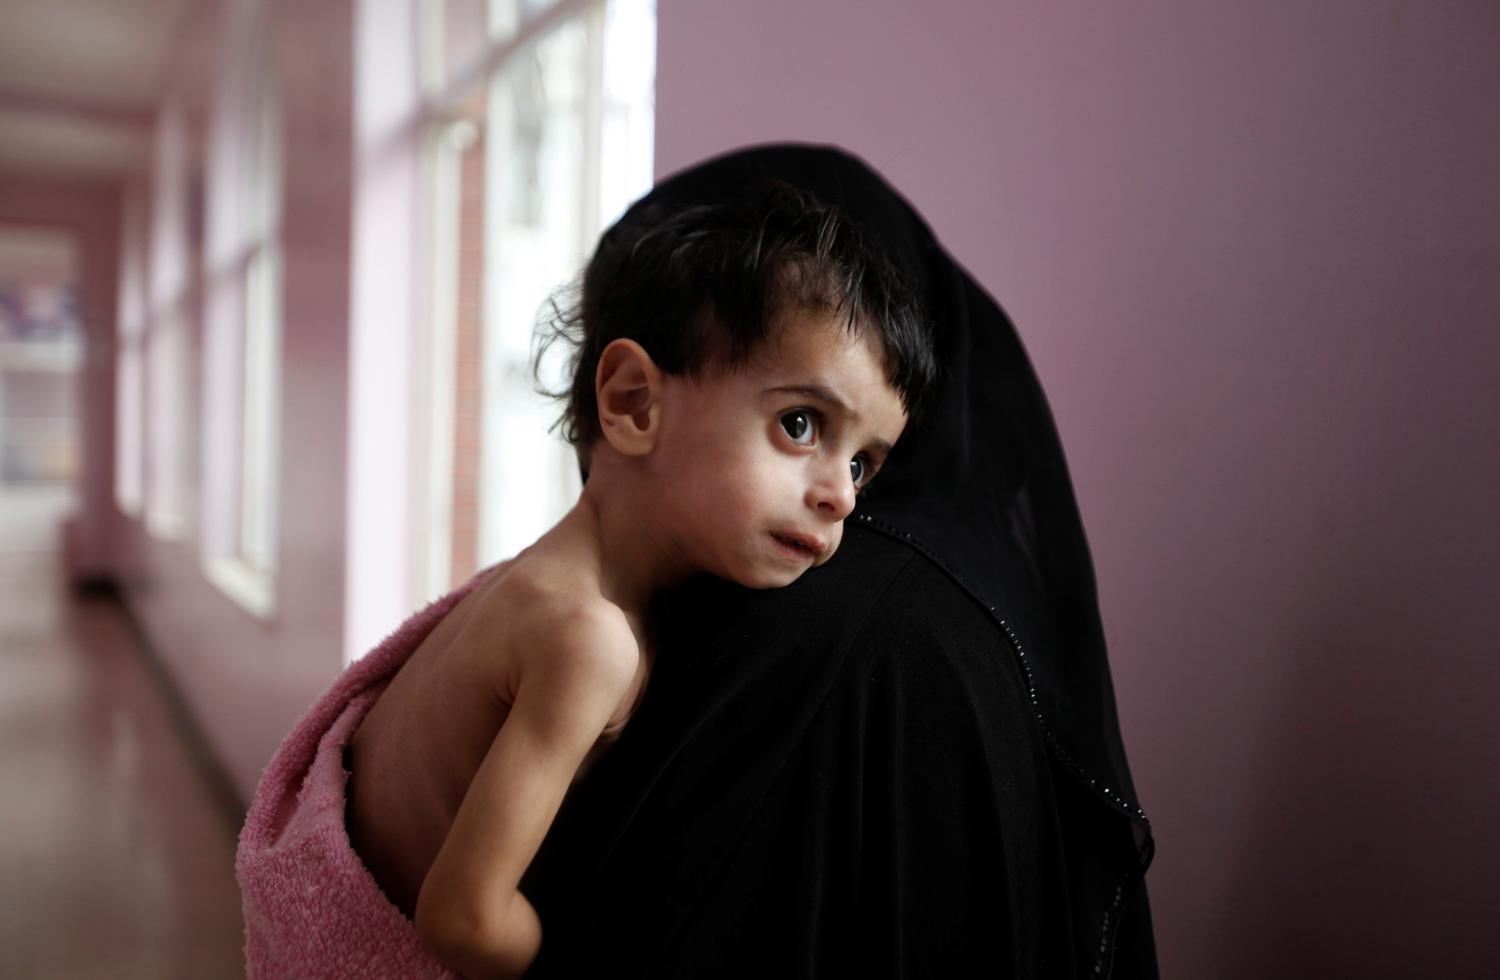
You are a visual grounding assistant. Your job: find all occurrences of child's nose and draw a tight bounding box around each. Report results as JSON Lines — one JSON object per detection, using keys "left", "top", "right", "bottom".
{"left": 807, "top": 461, "right": 856, "bottom": 521}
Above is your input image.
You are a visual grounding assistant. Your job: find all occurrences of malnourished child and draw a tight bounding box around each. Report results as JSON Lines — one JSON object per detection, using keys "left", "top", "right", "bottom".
{"left": 236, "top": 178, "right": 935, "bottom": 979}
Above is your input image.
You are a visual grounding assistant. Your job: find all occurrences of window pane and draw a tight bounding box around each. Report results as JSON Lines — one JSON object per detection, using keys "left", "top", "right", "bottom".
{"left": 116, "top": 341, "right": 144, "bottom": 511}
{"left": 476, "top": 17, "right": 591, "bottom": 567}
{"left": 423, "top": 0, "right": 653, "bottom": 580}
{"left": 599, "top": 0, "right": 654, "bottom": 227}
{"left": 489, "top": 0, "right": 559, "bottom": 41}
{"left": 116, "top": 186, "right": 148, "bottom": 512}
{"left": 241, "top": 244, "right": 281, "bottom": 576}
{"left": 146, "top": 100, "right": 193, "bottom": 540}
{"left": 147, "top": 302, "right": 189, "bottom": 538}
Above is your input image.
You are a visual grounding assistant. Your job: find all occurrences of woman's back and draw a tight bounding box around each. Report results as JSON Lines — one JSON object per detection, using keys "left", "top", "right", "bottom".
{"left": 524, "top": 528, "right": 1154, "bottom": 977}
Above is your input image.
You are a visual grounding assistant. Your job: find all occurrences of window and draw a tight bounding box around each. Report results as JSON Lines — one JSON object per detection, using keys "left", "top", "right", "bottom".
{"left": 200, "top": 7, "right": 282, "bottom": 618}
{"left": 235, "top": 63, "right": 283, "bottom": 590}
{"left": 144, "top": 99, "right": 192, "bottom": 541}
{"left": 115, "top": 185, "right": 147, "bottom": 514}
{"left": 418, "top": 0, "right": 655, "bottom": 595}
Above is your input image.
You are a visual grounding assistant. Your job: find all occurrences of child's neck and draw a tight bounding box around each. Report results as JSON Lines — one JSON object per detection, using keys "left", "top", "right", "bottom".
{"left": 564, "top": 473, "right": 688, "bottom": 625}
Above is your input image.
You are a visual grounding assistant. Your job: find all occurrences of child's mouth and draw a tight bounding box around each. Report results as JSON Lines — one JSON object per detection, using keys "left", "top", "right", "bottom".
{"left": 771, "top": 533, "right": 822, "bottom": 562}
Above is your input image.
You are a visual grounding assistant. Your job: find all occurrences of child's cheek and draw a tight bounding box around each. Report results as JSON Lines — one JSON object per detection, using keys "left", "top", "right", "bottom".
{"left": 723, "top": 491, "right": 759, "bottom": 523}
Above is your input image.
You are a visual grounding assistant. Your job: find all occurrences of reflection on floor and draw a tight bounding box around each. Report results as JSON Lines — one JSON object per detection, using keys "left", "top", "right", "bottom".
{"left": 0, "top": 486, "right": 245, "bottom": 979}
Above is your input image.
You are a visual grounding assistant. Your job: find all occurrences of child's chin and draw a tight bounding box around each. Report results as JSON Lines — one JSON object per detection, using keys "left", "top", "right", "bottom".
{"left": 733, "top": 567, "right": 806, "bottom": 590}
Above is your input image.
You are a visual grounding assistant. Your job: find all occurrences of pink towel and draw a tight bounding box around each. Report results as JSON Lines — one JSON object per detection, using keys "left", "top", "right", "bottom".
{"left": 236, "top": 571, "right": 491, "bottom": 979}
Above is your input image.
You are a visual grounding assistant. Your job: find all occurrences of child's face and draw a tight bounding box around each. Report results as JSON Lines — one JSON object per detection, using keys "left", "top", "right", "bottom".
{"left": 647, "top": 311, "right": 909, "bottom": 589}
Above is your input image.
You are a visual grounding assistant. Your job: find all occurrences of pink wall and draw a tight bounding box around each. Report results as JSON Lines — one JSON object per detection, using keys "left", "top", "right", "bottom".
{"left": 34, "top": 1, "right": 1494, "bottom": 971}
{"left": 0, "top": 176, "right": 120, "bottom": 578}
{"left": 106, "top": 0, "right": 355, "bottom": 802}
{"left": 654, "top": 2, "right": 1500, "bottom": 977}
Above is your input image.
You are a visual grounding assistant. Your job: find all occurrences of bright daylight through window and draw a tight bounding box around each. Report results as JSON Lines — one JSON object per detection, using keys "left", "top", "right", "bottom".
{"left": 420, "top": 0, "right": 655, "bottom": 595}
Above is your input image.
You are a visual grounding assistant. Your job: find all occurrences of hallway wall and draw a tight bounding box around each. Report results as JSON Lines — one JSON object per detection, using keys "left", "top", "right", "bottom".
{"left": 652, "top": 2, "right": 1500, "bottom": 977}
{"left": 0, "top": 176, "right": 120, "bottom": 580}
{"left": 104, "top": 0, "right": 356, "bottom": 802}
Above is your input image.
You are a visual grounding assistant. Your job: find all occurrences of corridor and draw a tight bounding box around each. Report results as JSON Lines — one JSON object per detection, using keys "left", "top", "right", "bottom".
{"left": 0, "top": 486, "right": 244, "bottom": 979}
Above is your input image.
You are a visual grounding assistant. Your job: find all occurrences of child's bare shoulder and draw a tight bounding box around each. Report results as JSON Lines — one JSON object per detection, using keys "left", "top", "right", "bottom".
{"left": 473, "top": 557, "right": 640, "bottom": 698}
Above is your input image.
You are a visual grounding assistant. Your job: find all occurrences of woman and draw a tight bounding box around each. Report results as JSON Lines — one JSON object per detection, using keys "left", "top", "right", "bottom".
{"left": 524, "top": 143, "right": 1158, "bottom": 979}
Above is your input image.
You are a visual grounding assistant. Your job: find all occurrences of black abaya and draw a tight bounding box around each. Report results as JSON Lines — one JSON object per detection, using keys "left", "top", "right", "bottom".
{"left": 525, "top": 144, "right": 1158, "bottom": 979}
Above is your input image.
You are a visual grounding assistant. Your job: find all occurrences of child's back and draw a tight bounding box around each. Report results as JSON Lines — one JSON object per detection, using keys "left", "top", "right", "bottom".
{"left": 347, "top": 515, "right": 648, "bottom": 920}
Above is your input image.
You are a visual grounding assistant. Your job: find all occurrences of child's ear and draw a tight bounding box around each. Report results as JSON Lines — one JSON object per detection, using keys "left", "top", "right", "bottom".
{"left": 595, "top": 338, "right": 664, "bottom": 456}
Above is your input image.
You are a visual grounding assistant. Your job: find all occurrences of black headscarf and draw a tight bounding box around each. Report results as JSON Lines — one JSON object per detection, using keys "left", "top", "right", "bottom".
{"left": 527, "top": 143, "right": 1157, "bottom": 978}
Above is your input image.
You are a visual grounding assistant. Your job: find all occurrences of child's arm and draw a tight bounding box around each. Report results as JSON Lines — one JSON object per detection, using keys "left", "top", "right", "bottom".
{"left": 413, "top": 607, "right": 638, "bottom": 980}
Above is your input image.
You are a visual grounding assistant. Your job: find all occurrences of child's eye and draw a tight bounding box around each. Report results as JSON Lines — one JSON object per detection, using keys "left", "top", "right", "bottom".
{"left": 850, "top": 454, "right": 873, "bottom": 489}
{"left": 779, "top": 410, "right": 817, "bottom": 446}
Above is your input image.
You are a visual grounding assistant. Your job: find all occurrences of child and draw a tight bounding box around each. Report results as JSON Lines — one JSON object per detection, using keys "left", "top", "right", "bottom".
{"left": 237, "top": 178, "right": 934, "bottom": 980}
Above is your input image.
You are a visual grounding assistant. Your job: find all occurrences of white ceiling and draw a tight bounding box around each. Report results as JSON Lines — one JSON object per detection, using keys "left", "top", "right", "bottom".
{"left": 0, "top": 0, "right": 198, "bottom": 177}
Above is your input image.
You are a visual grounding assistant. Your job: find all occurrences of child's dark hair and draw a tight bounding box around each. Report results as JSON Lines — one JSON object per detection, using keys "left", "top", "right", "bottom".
{"left": 537, "top": 179, "right": 937, "bottom": 447}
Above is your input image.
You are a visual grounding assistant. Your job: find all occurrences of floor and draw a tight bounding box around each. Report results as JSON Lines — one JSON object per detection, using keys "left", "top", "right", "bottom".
{"left": 0, "top": 485, "right": 245, "bottom": 979}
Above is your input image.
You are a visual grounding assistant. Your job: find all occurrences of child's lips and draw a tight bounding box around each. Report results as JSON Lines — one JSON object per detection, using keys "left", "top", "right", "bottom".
{"left": 771, "top": 531, "right": 826, "bottom": 561}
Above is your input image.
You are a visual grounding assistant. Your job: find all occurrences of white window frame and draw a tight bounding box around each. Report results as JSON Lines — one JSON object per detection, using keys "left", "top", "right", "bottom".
{"left": 414, "top": 0, "right": 655, "bottom": 598}
{"left": 200, "top": 3, "right": 283, "bottom": 620}
{"left": 144, "top": 99, "right": 192, "bottom": 542}
{"left": 115, "top": 185, "right": 148, "bottom": 515}
{"left": 344, "top": 0, "right": 653, "bottom": 661}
